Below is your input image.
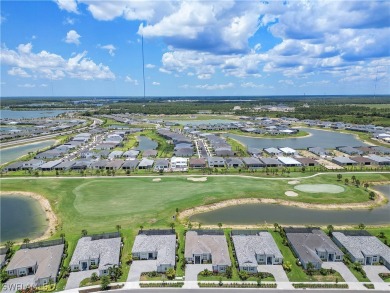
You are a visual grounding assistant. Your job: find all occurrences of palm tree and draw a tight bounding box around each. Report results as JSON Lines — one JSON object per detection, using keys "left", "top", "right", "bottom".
{"left": 355, "top": 179, "right": 360, "bottom": 187}
{"left": 369, "top": 191, "right": 375, "bottom": 200}
{"left": 115, "top": 225, "right": 121, "bottom": 232}
{"left": 337, "top": 174, "right": 342, "bottom": 181}
{"left": 23, "top": 238, "right": 30, "bottom": 245}
{"left": 351, "top": 175, "right": 356, "bottom": 183}
{"left": 358, "top": 223, "right": 366, "bottom": 230}
{"left": 218, "top": 222, "right": 223, "bottom": 229}
{"left": 139, "top": 225, "right": 144, "bottom": 232}
{"left": 169, "top": 222, "right": 175, "bottom": 230}
{"left": 327, "top": 225, "right": 334, "bottom": 236}
{"left": 363, "top": 182, "right": 369, "bottom": 190}
{"left": 344, "top": 178, "right": 349, "bottom": 185}
{"left": 274, "top": 223, "right": 279, "bottom": 232}
{"left": 60, "top": 233, "right": 65, "bottom": 241}
{"left": 81, "top": 229, "right": 88, "bottom": 236}
{"left": 198, "top": 222, "right": 202, "bottom": 229}
{"left": 5, "top": 241, "right": 14, "bottom": 250}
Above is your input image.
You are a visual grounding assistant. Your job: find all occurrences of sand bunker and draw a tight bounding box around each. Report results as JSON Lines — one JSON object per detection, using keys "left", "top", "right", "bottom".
{"left": 288, "top": 180, "right": 300, "bottom": 185}
{"left": 152, "top": 178, "right": 161, "bottom": 182}
{"left": 285, "top": 191, "right": 298, "bottom": 197}
{"left": 187, "top": 177, "right": 208, "bottom": 182}
{"left": 294, "top": 184, "right": 344, "bottom": 193}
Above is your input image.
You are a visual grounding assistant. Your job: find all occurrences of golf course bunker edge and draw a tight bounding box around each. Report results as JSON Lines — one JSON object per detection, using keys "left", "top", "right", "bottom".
{"left": 294, "top": 184, "right": 345, "bottom": 193}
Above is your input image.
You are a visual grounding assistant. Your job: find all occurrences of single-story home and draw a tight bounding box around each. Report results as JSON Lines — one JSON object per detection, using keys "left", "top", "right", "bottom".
{"left": 337, "top": 146, "right": 363, "bottom": 156}
{"left": 123, "top": 150, "right": 140, "bottom": 158}
{"left": 364, "top": 155, "right": 390, "bottom": 165}
{"left": 247, "top": 148, "right": 262, "bottom": 156}
{"left": 154, "top": 159, "right": 170, "bottom": 171}
{"left": 332, "top": 230, "right": 390, "bottom": 269}
{"left": 108, "top": 151, "right": 123, "bottom": 159}
{"left": 207, "top": 157, "right": 225, "bottom": 168}
{"left": 132, "top": 230, "right": 176, "bottom": 273}
{"left": 54, "top": 160, "right": 75, "bottom": 170}
{"left": 189, "top": 158, "right": 206, "bottom": 169}
{"left": 105, "top": 159, "right": 124, "bottom": 170}
{"left": 3, "top": 161, "right": 23, "bottom": 172}
{"left": 70, "top": 233, "right": 121, "bottom": 276}
{"left": 332, "top": 156, "right": 359, "bottom": 166}
{"left": 6, "top": 241, "right": 64, "bottom": 287}
{"left": 242, "top": 157, "right": 263, "bottom": 169}
{"left": 122, "top": 159, "right": 140, "bottom": 170}
{"left": 185, "top": 230, "right": 231, "bottom": 273}
{"left": 91, "top": 160, "right": 108, "bottom": 170}
{"left": 308, "top": 147, "right": 331, "bottom": 157}
{"left": 142, "top": 149, "right": 158, "bottom": 158}
{"left": 226, "top": 158, "right": 244, "bottom": 168}
{"left": 231, "top": 230, "right": 283, "bottom": 273}
{"left": 22, "top": 159, "right": 45, "bottom": 170}
{"left": 215, "top": 147, "right": 235, "bottom": 157}
{"left": 40, "top": 159, "right": 63, "bottom": 171}
{"left": 263, "top": 147, "right": 282, "bottom": 156}
{"left": 277, "top": 157, "right": 302, "bottom": 167}
{"left": 259, "top": 157, "right": 282, "bottom": 167}
{"left": 138, "top": 158, "right": 154, "bottom": 169}
{"left": 349, "top": 156, "right": 376, "bottom": 166}
{"left": 285, "top": 228, "right": 343, "bottom": 270}
{"left": 174, "top": 147, "right": 194, "bottom": 157}
{"left": 279, "top": 147, "right": 297, "bottom": 156}
{"left": 295, "top": 157, "right": 319, "bottom": 166}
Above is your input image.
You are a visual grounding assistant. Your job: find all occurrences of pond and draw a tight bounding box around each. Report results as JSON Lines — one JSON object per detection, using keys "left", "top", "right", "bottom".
{"left": 136, "top": 136, "right": 158, "bottom": 151}
{"left": 223, "top": 127, "right": 368, "bottom": 149}
{"left": 0, "top": 140, "right": 56, "bottom": 165}
{"left": 0, "top": 109, "right": 74, "bottom": 119}
{"left": 0, "top": 194, "right": 48, "bottom": 243}
{"left": 190, "top": 185, "right": 390, "bottom": 226}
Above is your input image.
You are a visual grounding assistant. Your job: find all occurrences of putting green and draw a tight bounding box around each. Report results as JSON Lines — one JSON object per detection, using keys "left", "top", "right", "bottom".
{"left": 294, "top": 184, "right": 344, "bottom": 193}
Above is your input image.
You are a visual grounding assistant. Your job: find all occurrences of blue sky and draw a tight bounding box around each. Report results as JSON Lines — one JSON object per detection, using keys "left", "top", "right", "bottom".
{"left": 1, "top": 0, "right": 389, "bottom": 97}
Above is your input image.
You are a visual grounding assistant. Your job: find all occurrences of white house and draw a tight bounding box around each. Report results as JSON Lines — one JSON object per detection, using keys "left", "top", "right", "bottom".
{"left": 170, "top": 157, "right": 188, "bottom": 170}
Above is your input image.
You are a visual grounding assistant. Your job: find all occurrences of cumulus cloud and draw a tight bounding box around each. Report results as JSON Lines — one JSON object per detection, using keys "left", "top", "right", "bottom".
{"left": 99, "top": 44, "right": 116, "bottom": 56}
{"left": 152, "top": 81, "right": 160, "bottom": 86}
{"left": 8, "top": 67, "right": 31, "bottom": 78}
{"left": 56, "top": 0, "right": 79, "bottom": 14}
{"left": 1, "top": 43, "right": 115, "bottom": 80}
{"left": 146, "top": 63, "right": 155, "bottom": 69}
{"left": 182, "top": 82, "right": 234, "bottom": 90}
{"left": 241, "top": 82, "right": 266, "bottom": 88}
{"left": 125, "top": 75, "right": 139, "bottom": 85}
{"left": 18, "top": 83, "right": 35, "bottom": 88}
{"left": 65, "top": 30, "right": 81, "bottom": 45}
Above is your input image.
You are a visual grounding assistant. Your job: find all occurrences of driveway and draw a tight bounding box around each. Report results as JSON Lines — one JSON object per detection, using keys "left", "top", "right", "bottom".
{"left": 65, "top": 269, "right": 99, "bottom": 290}
{"left": 2, "top": 276, "right": 35, "bottom": 293}
{"left": 127, "top": 260, "right": 157, "bottom": 284}
{"left": 183, "top": 264, "right": 212, "bottom": 289}
{"left": 257, "top": 265, "right": 293, "bottom": 289}
{"left": 363, "top": 265, "right": 390, "bottom": 291}
{"left": 322, "top": 262, "right": 365, "bottom": 290}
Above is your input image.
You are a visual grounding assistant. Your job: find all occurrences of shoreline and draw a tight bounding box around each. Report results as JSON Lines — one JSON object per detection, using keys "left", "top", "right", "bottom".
{"left": 178, "top": 186, "right": 388, "bottom": 222}
{"left": 217, "top": 130, "right": 313, "bottom": 139}
{"left": 0, "top": 191, "right": 58, "bottom": 244}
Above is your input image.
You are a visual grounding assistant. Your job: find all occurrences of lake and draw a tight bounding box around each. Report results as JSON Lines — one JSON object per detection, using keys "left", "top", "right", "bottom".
{"left": 0, "top": 140, "right": 56, "bottom": 165}
{"left": 0, "top": 194, "right": 48, "bottom": 243}
{"left": 0, "top": 109, "right": 73, "bottom": 119}
{"left": 190, "top": 185, "right": 390, "bottom": 226}
{"left": 223, "top": 127, "right": 368, "bottom": 149}
{"left": 136, "top": 136, "right": 158, "bottom": 150}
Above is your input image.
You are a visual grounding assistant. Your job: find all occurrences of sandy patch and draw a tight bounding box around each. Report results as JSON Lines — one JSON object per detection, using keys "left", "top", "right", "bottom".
{"left": 294, "top": 184, "right": 344, "bottom": 193}
{"left": 0, "top": 191, "right": 58, "bottom": 244}
{"left": 288, "top": 180, "right": 300, "bottom": 185}
{"left": 152, "top": 178, "right": 161, "bottom": 182}
{"left": 187, "top": 177, "right": 208, "bottom": 182}
{"left": 285, "top": 191, "right": 298, "bottom": 197}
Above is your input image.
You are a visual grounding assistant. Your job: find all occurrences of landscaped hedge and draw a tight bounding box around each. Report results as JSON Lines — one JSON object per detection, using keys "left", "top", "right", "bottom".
{"left": 139, "top": 282, "right": 184, "bottom": 288}
{"left": 293, "top": 283, "right": 348, "bottom": 289}
{"left": 364, "top": 283, "right": 375, "bottom": 289}
{"left": 198, "top": 283, "right": 277, "bottom": 288}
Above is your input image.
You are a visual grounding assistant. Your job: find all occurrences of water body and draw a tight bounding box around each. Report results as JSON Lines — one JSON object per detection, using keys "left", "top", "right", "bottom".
{"left": 223, "top": 127, "right": 368, "bottom": 149}
{"left": 174, "top": 119, "right": 237, "bottom": 126}
{"left": 136, "top": 136, "right": 158, "bottom": 151}
{"left": 0, "top": 109, "right": 73, "bottom": 119}
{"left": 0, "top": 140, "right": 55, "bottom": 165}
{"left": 190, "top": 185, "right": 390, "bottom": 226}
{"left": 0, "top": 195, "right": 48, "bottom": 243}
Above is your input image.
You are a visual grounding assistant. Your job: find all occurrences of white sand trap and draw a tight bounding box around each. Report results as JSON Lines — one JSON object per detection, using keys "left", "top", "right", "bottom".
{"left": 294, "top": 184, "right": 344, "bottom": 193}
{"left": 187, "top": 177, "right": 208, "bottom": 182}
{"left": 285, "top": 191, "right": 298, "bottom": 197}
{"left": 288, "top": 180, "right": 300, "bottom": 185}
{"left": 152, "top": 178, "right": 161, "bottom": 182}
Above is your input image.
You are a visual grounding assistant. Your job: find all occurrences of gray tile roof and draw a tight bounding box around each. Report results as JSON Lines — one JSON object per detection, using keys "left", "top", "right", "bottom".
{"left": 185, "top": 231, "right": 231, "bottom": 267}
{"left": 6, "top": 244, "right": 64, "bottom": 281}
{"left": 132, "top": 234, "right": 176, "bottom": 266}
{"left": 70, "top": 237, "right": 121, "bottom": 270}
{"left": 232, "top": 232, "right": 282, "bottom": 267}
{"left": 333, "top": 232, "right": 390, "bottom": 264}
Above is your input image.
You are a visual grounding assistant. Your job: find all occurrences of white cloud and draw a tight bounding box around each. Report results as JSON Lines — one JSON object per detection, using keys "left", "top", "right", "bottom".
{"left": 40, "top": 84, "right": 48, "bottom": 87}
{"left": 197, "top": 74, "right": 211, "bottom": 80}
{"left": 145, "top": 63, "right": 155, "bottom": 69}
{"left": 99, "top": 44, "right": 116, "bottom": 56}
{"left": 241, "top": 82, "right": 265, "bottom": 88}
{"left": 63, "top": 17, "right": 76, "bottom": 25}
{"left": 125, "top": 76, "right": 139, "bottom": 85}
{"left": 56, "top": 0, "right": 79, "bottom": 14}
{"left": 8, "top": 67, "right": 31, "bottom": 78}
{"left": 278, "top": 80, "right": 295, "bottom": 86}
{"left": 65, "top": 30, "right": 81, "bottom": 45}
{"left": 152, "top": 81, "right": 160, "bottom": 86}
{"left": 1, "top": 43, "right": 115, "bottom": 80}
{"left": 194, "top": 82, "right": 234, "bottom": 90}
{"left": 18, "top": 83, "right": 35, "bottom": 88}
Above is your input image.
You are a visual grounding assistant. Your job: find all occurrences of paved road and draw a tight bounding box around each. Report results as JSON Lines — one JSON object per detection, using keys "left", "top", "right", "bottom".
{"left": 363, "top": 265, "right": 390, "bottom": 290}
{"left": 257, "top": 265, "right": 293, "bottom": 289}
{"left": 322, "top": 262, "right": 365, "bottom": 290}
{"left": 183, "top": 264, "right": 212, "bottom": 289}
{"left": 65, "top": 269, "right": 98, "bottom": 290}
